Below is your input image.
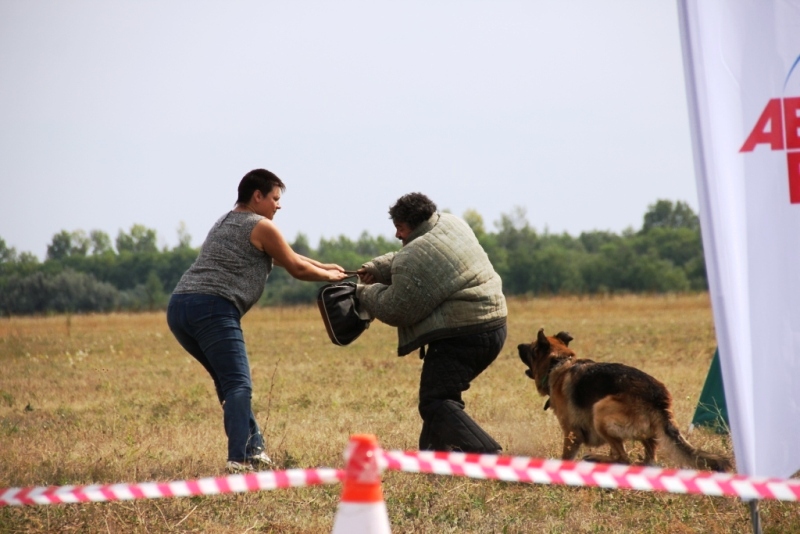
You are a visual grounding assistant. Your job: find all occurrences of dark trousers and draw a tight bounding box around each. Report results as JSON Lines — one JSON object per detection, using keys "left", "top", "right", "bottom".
{"left": 166, "top": 293, "right": 265, "bottom": 462}
{"left": 417, "top": 324, "right": 506, "bottom": 453}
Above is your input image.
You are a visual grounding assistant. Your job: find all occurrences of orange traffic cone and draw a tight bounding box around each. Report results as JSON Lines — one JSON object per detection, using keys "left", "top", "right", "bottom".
{"left": 332, "top": 434, "right": 391, "bottom": 534}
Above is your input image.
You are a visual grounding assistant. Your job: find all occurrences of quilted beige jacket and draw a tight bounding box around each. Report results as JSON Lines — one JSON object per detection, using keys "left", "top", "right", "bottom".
{"left": 356, "top": 212, "right": 507, "bottom": 356}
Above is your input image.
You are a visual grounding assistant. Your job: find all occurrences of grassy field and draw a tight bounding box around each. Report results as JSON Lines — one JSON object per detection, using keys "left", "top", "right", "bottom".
{"left": 1, "top": 294, "right": 798, "bottom": 533}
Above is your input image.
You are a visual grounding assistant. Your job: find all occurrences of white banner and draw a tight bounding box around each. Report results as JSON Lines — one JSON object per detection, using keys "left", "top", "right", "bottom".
{"left": 678, "top": 0, "right": 800, "bottom": 478}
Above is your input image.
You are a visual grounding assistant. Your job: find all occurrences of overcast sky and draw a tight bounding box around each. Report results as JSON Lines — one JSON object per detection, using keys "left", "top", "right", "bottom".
{"left": 0, "top": 1, "right": 697, "bottom": 260}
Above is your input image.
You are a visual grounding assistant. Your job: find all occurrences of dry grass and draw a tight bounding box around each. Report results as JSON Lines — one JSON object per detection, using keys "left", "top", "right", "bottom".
{"left": 0, "top": 294, "right": 797, "bottom": 533}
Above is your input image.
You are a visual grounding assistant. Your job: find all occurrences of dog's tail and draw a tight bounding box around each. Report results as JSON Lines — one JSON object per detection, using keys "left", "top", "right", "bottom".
{"left": 658, "top": 416, "right": 733, "bottom": 472}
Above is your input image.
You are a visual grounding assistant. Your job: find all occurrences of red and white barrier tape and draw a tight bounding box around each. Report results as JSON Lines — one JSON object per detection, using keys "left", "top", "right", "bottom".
{"left": 380, "top": 450, "right": 800, "bottom": 501}
{"left": 0, "top": 468, "right": 343, "bottom": 507}
{"left": 4, "top": 449, "right": 800, "bottom": 506}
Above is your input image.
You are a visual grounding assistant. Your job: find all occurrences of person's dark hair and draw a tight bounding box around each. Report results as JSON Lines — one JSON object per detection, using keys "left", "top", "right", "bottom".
{"left": 389, "top": 192, "right": 438, "bottom": 229}
{"left": 237, "top": 169, "right": 286, "bottom": 204}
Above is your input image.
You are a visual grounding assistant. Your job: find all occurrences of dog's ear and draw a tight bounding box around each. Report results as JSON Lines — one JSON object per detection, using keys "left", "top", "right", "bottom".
{"left": 536, "top": 328, "right": 549, "bottom": 346}
{"left": 555, "top": 331, "right": 573, "bottom": 346}
{"left": 536, "top": 328, "right": 550, "bottom": 354}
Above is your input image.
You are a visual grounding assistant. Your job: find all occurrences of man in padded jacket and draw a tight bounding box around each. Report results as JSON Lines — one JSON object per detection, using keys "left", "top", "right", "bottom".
{"left": 356, "top": 192, "right": 507, "bottom": 453}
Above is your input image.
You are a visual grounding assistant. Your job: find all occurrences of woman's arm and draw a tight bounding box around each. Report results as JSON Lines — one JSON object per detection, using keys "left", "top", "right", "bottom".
{"left": 296, "top": 254, "right": 344, "bottom": 272}
{"left": 251, "top": 219, "right": 348, "bottom": 282}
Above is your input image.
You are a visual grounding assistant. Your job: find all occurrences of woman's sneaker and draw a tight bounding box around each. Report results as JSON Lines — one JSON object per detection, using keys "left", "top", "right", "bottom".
{"left": 225, "top": 452, "right": 274, "bottom": 474}
{"left": 225, "top": 460, "right": 255, "bottom": 474}
{"left": 247, "top": 451, "right": 274, "bottom": 469}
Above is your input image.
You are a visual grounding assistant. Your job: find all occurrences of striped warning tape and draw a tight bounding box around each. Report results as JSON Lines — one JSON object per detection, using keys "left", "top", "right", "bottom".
{"left": 380, "top": 450, "right": 800, "bottom": 501}
{"left": 3, "top": 448, "right": 800, "bottom": 506}
{"left": 0, "top": 468, "right": 343, "bottom": 506}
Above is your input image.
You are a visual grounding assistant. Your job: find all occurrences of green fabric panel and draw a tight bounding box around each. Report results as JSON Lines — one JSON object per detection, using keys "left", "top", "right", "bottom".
{"left": 692, "top": 348, "right": 730, "bottom": 434}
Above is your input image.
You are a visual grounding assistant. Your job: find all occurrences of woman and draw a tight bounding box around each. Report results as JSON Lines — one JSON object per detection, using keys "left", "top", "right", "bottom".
{"left": 167, "top": 168, "right": 348, "bottom": 473}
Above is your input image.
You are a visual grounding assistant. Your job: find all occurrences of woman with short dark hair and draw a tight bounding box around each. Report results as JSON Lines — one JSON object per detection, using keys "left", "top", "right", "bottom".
{"left": 167, "top": 168, "right": 349, "bottom": 473}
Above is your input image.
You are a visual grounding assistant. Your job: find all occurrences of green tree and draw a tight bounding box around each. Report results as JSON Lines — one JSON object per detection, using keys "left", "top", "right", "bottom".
{"left": 642, "top": 200, "right": 699, "bottom": 232}
{"left": 627, "top": 252, "right": 691, "bottom": 292}
{"left": 46, "top": 231, "right": 72, "bottom": 260}
{"left": 116, "top": 225, "right": 158, "bottom": 254}
{"left": 144, "top": 270, "right": 167, "bottom": 310}
{"left": 176, "top": 222, "right": 192, "bottom": 249}
{"left": 12, "top": 252, "right": 41, "bottom": 277}
{"left": 161, "top": 246, "right": 198, "bottom": 293}
{"left": 491, "top": 207, "right": 539, "bottom": 295}
{"left": 292, "top": 233, "right": 312, "bottom": 257}
{"left": 90, "top": 230, "right": 114, "bottom": 255}
{"left": 46, "top": 230, "right": 89, "bottom": 260}
{"left": 0, "top": 237, "right": 17, "bottom": 264}
{"left": 636, "top": 226, "right": 702, "bottom": 268}
{"left": 463, "top": 209, "right": 486, "bottom": 238}
{"left": 579, "top": 252, "right": 615, "bottom": 294}
{"left": 529, "top": 241, "right": 585, "bottom": 294}
{"left": 355, "top": 232, "right": 396, "bottom": 258}
{"left": 579, "top": 231, "right": 620, "bottom": 254}
{"left": 591, "top": 239, "right": 691, "bottom": 293}
{"left": 70, "top": 230, "right": 90, "bottom": 256}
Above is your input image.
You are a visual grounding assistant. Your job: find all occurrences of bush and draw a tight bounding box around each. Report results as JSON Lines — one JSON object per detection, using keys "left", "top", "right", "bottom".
{"left": 0, "top": 269, "right": 119, "bottom": 315}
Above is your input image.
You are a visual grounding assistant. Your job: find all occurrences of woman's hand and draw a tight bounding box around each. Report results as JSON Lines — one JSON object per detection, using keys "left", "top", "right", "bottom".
{"left": 328, "top": 270, "right": 350, "bottom": 282}
{"left": 321, "top": 264, "right": 348, "bottom": 282}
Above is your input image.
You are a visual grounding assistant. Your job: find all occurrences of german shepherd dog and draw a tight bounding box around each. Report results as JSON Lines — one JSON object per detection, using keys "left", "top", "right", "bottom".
{"left": 518, "top": 329, "right": 732, "bottom": 472}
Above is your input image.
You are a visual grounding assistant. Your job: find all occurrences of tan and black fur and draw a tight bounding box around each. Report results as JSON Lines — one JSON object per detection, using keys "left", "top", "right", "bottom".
{"left": 518, "top": 328, "right": 732, "bottom": 472}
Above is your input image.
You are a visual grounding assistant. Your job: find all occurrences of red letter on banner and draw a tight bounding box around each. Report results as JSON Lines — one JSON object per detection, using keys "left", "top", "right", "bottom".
{"left": 740, "top": 99, "right": 784, "bottom": 152}
{"left": 789, "top": 152, "right": 800, "bottom": 204}
{"left": 784, "top": 97, "right": 800, "bottom": 150}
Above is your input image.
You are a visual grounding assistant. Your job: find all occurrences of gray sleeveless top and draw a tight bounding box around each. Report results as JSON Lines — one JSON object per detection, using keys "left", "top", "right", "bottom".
{"left": 173, "top": 211, "right": 273, "bottom": 315}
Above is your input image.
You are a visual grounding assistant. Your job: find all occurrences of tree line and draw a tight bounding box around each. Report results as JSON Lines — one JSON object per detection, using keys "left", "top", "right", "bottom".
{"left": 0, "top": 200, "right": 704, "bottom": 316}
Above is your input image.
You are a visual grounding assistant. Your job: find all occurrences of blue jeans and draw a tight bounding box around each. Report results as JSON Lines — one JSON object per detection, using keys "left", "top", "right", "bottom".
{"left": 167, "top": 293, "right": 265, "bottom": 462}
